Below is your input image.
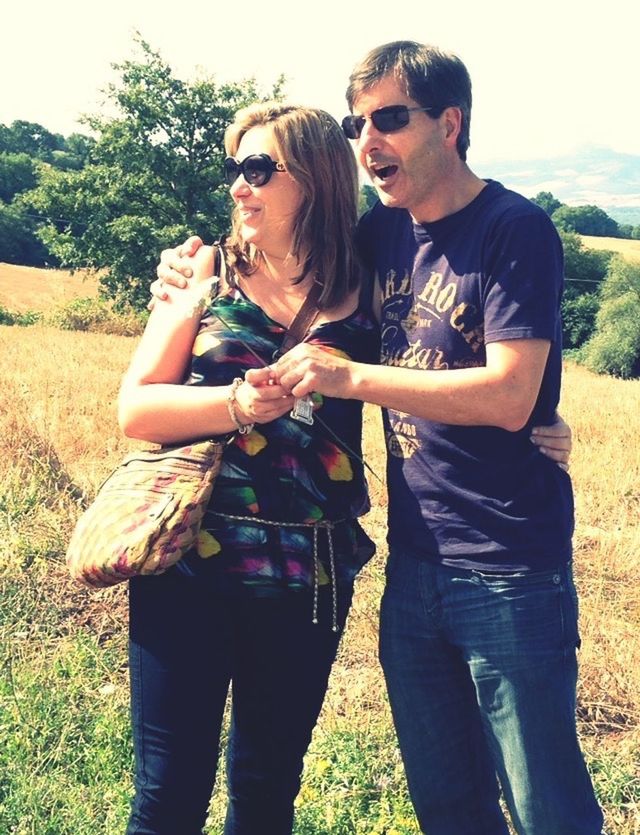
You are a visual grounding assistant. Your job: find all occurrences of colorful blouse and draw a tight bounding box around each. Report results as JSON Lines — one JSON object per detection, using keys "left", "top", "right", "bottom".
{"left": 177, "top": 284, "right": 379, "bottom": 599}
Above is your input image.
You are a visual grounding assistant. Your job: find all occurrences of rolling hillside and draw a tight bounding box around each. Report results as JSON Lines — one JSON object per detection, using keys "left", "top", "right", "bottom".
{"left": 580, "top": 235, "right": 640, "bottom": 261}
{"left": 0, "top": 263, "right": 100, "bottom": 313}
{"left": 1, "top": 232, "right": 637, "bottom": 316}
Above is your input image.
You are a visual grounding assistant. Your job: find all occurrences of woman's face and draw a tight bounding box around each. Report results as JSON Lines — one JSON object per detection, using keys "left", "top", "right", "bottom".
{"left": 229, "top": 125, "right": 304, "bottom": 257}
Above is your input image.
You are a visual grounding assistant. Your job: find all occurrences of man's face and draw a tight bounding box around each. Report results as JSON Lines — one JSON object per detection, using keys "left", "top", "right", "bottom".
{"left": 350, "top": 74, "right": 452, "bottom": 223}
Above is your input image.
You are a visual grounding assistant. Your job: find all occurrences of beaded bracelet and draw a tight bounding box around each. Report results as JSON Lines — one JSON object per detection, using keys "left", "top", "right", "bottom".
{"left": 227, "top": 378, "right": 254, "bottom": 435}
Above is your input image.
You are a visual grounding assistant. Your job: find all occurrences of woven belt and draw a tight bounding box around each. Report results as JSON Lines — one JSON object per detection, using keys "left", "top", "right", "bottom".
{"left": 210, "top": 513, "right": 343, "bottom": 632}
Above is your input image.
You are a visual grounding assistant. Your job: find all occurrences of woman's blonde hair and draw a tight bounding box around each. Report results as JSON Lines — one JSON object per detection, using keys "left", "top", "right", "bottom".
{"left": 224, "top": 102, "right": 362, "bottom": 308}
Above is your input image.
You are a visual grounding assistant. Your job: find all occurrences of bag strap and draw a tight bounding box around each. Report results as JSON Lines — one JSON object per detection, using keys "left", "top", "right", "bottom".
{"left": 212, "top": 240, "right": 230, "bottom": 294}
{"left": 214, "top": 240, "right": 322, "bottom": 359}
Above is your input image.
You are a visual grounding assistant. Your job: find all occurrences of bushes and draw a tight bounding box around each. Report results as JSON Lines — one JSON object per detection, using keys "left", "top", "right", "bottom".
{"left": 579, "top": 258, "right": 640, "bottom": 378}
{"left": 562, "top": 292, "right": 600, "bottom": 350}
{"left": 0, "top": 296, "right": 145, "bottom": 336}
{"left": 46, "top": 296, "right": 145, "bottom": 336}
{"left": 0, "top": 304, "right": 43, "bottom": 326}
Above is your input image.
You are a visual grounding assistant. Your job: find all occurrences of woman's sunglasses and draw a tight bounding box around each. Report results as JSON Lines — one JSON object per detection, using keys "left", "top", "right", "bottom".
{"left": 341, "top": 105, "right": 434, "bottom": 140}
{"left": 223, "top": 153, "right": 286, "bottom": 187}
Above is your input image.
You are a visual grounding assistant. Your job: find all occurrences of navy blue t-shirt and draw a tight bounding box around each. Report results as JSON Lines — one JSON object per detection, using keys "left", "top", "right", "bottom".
{"left": 357, "top": 180, "right": 574, "bottom": 571}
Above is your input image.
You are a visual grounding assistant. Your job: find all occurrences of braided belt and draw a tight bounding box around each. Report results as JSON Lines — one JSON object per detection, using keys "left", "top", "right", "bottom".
{"left": 210, "top": 512, "right": 343, "bottom": 632}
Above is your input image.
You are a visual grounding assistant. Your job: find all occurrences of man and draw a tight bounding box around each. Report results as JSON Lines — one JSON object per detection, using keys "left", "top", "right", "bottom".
{"left": 156, "top": 41, "right": 601, "bottom": 834}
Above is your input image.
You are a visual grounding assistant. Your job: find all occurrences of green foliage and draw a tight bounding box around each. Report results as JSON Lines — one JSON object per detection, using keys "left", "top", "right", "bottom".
{"left": 562, "top": 292, "right": 600, "bottom": 350}
{"left": 0, "top": 152, "right": 38, "bottom": 202}
{"left": 0, "top": 200, "right": 50, "bottom": 265}
{"left": 0, "top": 305, "right": 43, "bottom": 326}
{"left": 27, "top": 35, "right": 284, "bottom": 310}
{"left": 0, "top": 119, "right": 64, "bottom": 160}
{"left": 580, "top": 257, "right": 640, "bottom": 378}
{"left": 557, "top": 231, "right": 612, "bottom": 350}
{"left": 359, "top": 184, "right": 379, "bottom": 216}
{"left": 0, "top": 127, "right": 94, "bottom": 266}
{"left": 560, "top": 230, "right": 613, "bottom": 295}
{"left": 45, "top": 296, "right": 145, "bottom": 336}
{"left": 553, "top": 204, "right": 619, "bottom": 237}
{"left": 618, "top": 223, "right": 640, "bottom": 240}
{"left": 585, "top": 743, "right": 640, "bottom": 812}
{"left": 0, "top": 616, "right": 133, "bottom": 834}
{"left": 49, "top": 133, "right": 96, "bottom": 171}
{"left": 531, "top": 190, "right": 563, "bottom": 216}
{"left": 0, "top": 297, "right": 144, "bottom": 334}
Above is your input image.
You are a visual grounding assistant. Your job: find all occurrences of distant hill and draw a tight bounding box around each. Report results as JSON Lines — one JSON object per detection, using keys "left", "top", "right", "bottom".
{"left": 476, "top": 145, "right": 640, "bottom": 226}
{"left": 0, "top": 263, "right": 99, "bottom": 313}
{"left": 580, "top": 235, "right": 640, "bottom": 261}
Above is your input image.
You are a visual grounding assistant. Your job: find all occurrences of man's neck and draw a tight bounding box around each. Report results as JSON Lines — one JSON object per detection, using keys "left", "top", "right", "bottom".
{"left": 410, "top": 166, "right": 486, "bottom": 225}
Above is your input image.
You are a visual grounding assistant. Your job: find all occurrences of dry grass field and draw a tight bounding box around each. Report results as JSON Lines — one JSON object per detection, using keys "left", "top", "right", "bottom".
{"left": 1, "top": 249, "right": 639, "bottom": 832}
{"left": 0, "top": 262, "right": 100, "bottom": 313}
{"left": 580, "top": 235, "right": 640, "bottom": 261}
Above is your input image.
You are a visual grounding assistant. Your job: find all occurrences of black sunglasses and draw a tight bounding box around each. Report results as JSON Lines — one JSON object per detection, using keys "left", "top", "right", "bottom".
{"left": 341, "top": 105, "right": 434, "bottom": 140}
{"left": 223, "top": 153, "right": 286, "bottom": 187}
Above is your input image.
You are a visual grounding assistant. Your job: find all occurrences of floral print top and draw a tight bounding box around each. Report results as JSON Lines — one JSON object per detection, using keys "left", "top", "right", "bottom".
{"left": 177, "top": 284, "right": 379, "bottom": 596}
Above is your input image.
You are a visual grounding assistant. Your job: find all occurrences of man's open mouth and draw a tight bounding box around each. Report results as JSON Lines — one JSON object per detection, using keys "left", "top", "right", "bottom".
{"left": 372, "top": 164, "right": 398, "bottom": 180}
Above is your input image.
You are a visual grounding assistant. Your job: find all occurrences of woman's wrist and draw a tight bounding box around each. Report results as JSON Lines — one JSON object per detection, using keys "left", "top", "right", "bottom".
{"left": 227, "top": 378, "right": 255, "bottom": 435}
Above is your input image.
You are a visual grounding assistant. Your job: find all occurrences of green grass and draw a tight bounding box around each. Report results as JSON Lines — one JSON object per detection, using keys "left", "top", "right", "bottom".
{"left": 0, "top": 628, "right": 132, "bottom": 834}
{"left": 292, "top": 726, "right": 419, "bottom": 835}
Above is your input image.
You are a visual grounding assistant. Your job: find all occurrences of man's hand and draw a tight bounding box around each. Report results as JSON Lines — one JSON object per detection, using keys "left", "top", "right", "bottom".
{"left": 247, "top": 345, "right": 355, "bottom": 400}
{"left": 149, "top": 236, "right": 206, "bottom": 307}
{"left": 530, "top": 413, "right": 572, "bottom": 470}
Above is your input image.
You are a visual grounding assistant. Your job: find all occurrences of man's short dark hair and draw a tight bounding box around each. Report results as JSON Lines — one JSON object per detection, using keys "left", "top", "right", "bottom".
{"left": 346, "top": 40, "right": 472, "bottom": 161}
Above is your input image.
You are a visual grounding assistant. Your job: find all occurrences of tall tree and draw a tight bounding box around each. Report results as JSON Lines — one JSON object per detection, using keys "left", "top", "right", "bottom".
{"left": 531, "top": 191, "right": 563, "bottom": 217}
{"left": 0, "top": 120, "right": 64, "bottom": 160}
{"left": 0, "top": 152, "right": 38, "bottom": 202}
{"left": 0, "top": 201, "right": 49, "bottom": 265}
{"left": 552, "top": 204, "right": 619, "bottom": 237}
{"left": 27, "top": 36, "right": 284, "bottom": 309}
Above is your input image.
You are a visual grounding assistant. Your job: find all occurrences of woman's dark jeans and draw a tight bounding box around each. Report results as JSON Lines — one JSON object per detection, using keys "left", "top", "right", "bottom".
{"left": 126, "top": 568, "right": 352, "bottom": 835}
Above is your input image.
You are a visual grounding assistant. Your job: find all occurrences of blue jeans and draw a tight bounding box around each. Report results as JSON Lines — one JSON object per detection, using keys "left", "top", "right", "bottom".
{"left": 126, "top": 569, "right": 351, "bottom": 835}
{"left": 379, "top": 549, "right": 604, "bottom": 835}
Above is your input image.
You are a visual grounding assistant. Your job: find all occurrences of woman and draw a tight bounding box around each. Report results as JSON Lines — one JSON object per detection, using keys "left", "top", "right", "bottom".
{"left": 118, "top": 102, "right": 379, "bottom": 835}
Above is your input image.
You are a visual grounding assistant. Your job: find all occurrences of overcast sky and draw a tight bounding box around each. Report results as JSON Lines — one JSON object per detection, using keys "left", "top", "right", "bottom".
{"left": 2, "top": 0, "right": 638, "bottom": 166}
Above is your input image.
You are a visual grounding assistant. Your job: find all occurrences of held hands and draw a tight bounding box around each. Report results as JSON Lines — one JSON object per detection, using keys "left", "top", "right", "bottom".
{"left": 248, "top": 346, "right": 573, "bottom": 470}
{"left": 246, "top": 345, "right": 354, "bottom": 400}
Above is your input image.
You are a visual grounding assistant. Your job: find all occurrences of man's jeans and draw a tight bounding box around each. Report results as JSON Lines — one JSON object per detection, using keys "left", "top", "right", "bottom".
{"left": 379, "top": 549, "right": 604, "bottom": 835}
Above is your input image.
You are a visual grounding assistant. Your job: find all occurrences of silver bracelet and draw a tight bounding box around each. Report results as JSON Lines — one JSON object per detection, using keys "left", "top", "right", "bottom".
{"left": 227, "top": 378, "right": 254, "bottom": 435}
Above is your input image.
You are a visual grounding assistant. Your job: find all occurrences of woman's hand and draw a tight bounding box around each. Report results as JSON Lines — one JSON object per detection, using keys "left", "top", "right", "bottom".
{"left": 530, "top": 413, "right": 572, "bottom": 470}
{"left": 232, "top": 378, "right": 295, "bottom": 426}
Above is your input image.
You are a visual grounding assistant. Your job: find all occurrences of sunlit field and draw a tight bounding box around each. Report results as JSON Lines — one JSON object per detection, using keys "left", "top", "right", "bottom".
{"left": 580, "top": 235, "right": 640, "bottom": 261}
{"left": 1, "top": 320, "right": 638, "bottom": 834}
{"left": 1, "top": 248, "right": 638, "bottom": 832}
{"left": 0, "top": 262, "right": 100, "bottom": 312}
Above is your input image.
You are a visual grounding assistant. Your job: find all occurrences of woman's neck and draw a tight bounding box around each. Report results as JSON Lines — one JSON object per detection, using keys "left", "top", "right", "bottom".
{"left": 259, "top": 250, "right": 310, "bottom": 290}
